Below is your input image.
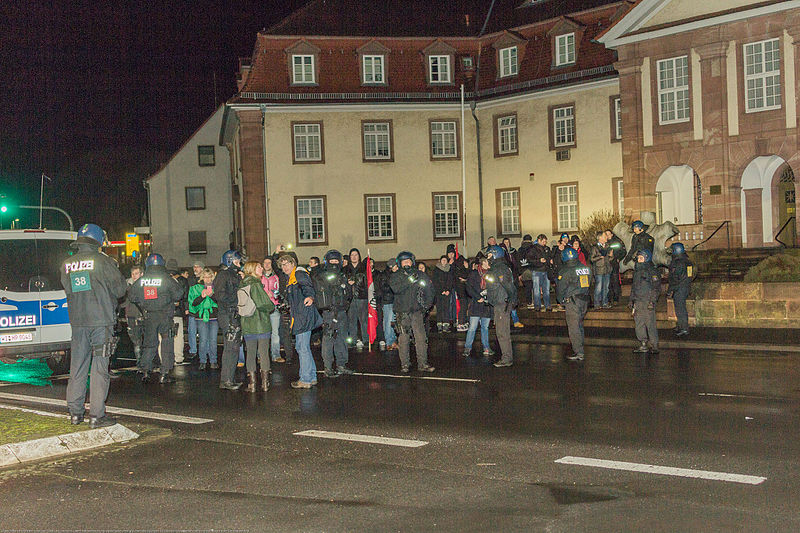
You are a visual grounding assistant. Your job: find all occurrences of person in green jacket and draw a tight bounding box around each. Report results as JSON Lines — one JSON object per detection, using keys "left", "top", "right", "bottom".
{"left": 240, "top": 261, "right": 275, "bottom": 392}
{"left": 188, "top": 268, "right": 219, "bottom": 370}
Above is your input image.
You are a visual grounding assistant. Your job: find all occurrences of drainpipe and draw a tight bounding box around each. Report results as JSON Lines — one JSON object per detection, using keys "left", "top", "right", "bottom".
{"left": 260, "top": 105, "right": 272, "bottom": 255}
{"left": 471, "top": 0, "right": 497, "bottom": 248}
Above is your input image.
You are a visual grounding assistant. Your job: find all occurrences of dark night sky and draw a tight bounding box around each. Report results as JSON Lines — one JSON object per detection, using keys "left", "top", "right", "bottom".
{"left": 0, "top": 1, "right": 306, "bottom": 237}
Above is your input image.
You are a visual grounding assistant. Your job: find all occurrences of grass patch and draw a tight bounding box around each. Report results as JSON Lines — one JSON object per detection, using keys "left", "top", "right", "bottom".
{"left": 0, "top": 407, "right": 86, "bottom": 446}
{"left": 744, "top": 249, "right": 800, "bottom": 282}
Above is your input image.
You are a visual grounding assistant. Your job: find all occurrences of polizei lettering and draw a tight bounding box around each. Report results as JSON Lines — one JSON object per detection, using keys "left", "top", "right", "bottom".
{"left": 64, "top": 260, "right": 95, "bottom": 273}
{"left": 141, "top": 278, "right": 162, "bottom": 287}
{"left": 0, "top": 315, "right": 37, "bottom": 328}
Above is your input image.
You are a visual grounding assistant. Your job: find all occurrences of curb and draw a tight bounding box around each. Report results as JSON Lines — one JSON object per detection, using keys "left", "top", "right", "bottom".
{"left": 0, "top": 424, "right": 139, "bottom": 467}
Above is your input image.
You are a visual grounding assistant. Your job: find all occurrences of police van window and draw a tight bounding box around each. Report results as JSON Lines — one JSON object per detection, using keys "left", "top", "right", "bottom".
{"left": 37, "top": 239, "right": 73, "bottom": 291}
{"left": 0, "top": 239, "right": 38, "bottom": 292}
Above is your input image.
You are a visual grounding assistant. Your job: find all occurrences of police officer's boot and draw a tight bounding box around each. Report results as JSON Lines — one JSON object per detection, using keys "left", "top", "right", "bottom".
{"left": 260, "top": 370, "right": 269, "bottom": 392}
{"left": 246, "top": 372, "right": 257, "bottom": 393}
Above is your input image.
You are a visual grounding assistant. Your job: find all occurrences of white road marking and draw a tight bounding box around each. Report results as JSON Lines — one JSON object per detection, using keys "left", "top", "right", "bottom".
{"left": 698, "top": 392, "right": 777, "bottom": 400}
{"left": 294, "top": 429, "right": 428, "bottom": 448}
{"left": 0, "top": 392, "right": 213, "bottom": 425}
{"left": 0, "top": 403, "right": 70, "bottom": 418}
{"left": 555, "top": 456, "right": 766, "bottom": 485}
{"left": 322, "top": 370, "right": 479, "bottom": 384}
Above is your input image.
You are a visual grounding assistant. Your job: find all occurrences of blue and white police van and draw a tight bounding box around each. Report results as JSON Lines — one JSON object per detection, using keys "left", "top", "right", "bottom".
{"left": 0, "top": 228, "right": 75, "bottom": 373}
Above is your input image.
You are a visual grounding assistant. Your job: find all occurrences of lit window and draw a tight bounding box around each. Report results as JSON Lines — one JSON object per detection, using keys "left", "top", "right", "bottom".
{"left": 431, "top": 121, "right": 457, "bottom": 158}
{"left": 433, "top": 193, "right": 461, "bottom": 238}
{"left": 429, "top": 55, "right": 451, "bottom": 83}
{"left": 555, "top": 33, "right": 576, "bottom": 66}
{"left": 613, "top": 97, "right": 622, "bottom": 140}
{"left": 553, "top": 106, "right": 575, "bottom": 147}
{"left": 556, "top": 184, "right": 578, "bottom": 232}
{"left": 363, "top": 122, "right": 391, "bottom": 160}
{"left": 366, "top": 195, "right": 395, "bottom": 240}
{"left": 744, "top": 39, "right": 781, "bottom": 112}
{"left": 293, "top": 123, "right": 322, "bottom": 162}
{"left": 292, "top": 54, "right": 315, "bottom": 84}
{"left": 497, "top": 115, "right": 517, "bottom": 155}
{"left": 500, "top": 46, "right": 518, "bottom": 77}
{"left": 657, "top": 56, "right": 690, "bottom": 124}
{"left": 363, "top": 55, "right": 384, "bottom": 84}
{"left": 500, "top": 189, "right": 520, "bottom": 235}
{"left": 296, "top": 197, "right": 326, "bottom": 243}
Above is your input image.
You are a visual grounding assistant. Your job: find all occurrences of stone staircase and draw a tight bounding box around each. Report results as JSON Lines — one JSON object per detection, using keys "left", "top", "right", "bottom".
{"left": 688, "top": 247, "right": 785, "bottom": 280}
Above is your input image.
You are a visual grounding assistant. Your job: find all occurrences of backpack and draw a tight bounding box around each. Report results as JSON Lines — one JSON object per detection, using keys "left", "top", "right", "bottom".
{"left": 314, "top": 271, "right": 347, "bottom": 311}
{"left": 237, "top": 284, "right": 257, "bottom": 317}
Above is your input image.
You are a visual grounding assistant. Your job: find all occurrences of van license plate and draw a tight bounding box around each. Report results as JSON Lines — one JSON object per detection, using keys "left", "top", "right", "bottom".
{"left": 0, "top": 332, "right": 34, "bottom": 343}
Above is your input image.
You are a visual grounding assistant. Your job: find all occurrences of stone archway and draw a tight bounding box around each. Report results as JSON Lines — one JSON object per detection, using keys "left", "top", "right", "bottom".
{"left": 655, "top": 165, "right": 700, "bottom": 225}
{"left": 740, "top": 155, "right": 789, "bottom": 247}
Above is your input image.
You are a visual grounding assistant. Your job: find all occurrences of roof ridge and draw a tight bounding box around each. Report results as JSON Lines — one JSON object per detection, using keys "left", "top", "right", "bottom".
{"left": 263, "top": 0, "right": 319, "bottom": 35}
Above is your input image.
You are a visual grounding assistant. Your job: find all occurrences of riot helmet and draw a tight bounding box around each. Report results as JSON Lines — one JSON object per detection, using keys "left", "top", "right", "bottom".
{"left": 221, "top": 249, "right": 243, "bottom": 268}
{"left": 670, "top": 242, "right": 686, "bottom": 256}
{"left": 561, "top": 247, "right": 578, "bottom": 263}
{"left": 75, "top": 223, "right": 107, "bottom": 247}
{"left": 145, "top": 253, "right": 165, "bottom": 267}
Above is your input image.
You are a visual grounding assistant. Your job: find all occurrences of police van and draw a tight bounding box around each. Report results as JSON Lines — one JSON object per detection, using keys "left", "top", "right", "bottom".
{"left": 0, "top": 228, "right": 76, "bottom": 373}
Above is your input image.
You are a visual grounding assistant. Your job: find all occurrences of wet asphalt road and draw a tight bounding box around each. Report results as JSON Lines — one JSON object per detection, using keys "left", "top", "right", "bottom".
{"left": 1, "top": 331, "right": 799, "bottom": 532}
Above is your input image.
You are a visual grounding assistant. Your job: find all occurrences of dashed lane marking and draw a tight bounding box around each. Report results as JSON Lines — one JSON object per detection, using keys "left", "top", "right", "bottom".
{"left": 0, "top": 392, "right": 214, "bottom": 425}
{"left": 555, "top": 456, "right": 766, "bottom": 485}
{"left": 294, "top": 429, "right": 428, "bottom": 448}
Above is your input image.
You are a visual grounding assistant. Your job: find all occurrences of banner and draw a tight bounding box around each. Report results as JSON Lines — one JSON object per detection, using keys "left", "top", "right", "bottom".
{"left": 366, "top": 254, "right": 378, "bottom": 346}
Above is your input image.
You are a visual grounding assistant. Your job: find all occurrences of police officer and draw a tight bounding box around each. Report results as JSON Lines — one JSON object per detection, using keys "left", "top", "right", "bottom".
{"left": 214, "top": 249, "right": 245, "bottom": 390}
{"left": 667, "top": 242, "right": 694, "bottom": 337}
{"left": 389, "top": 251, "right": 435, "bottom": 373}
{"left": 129, "top": 253, "right": 184, "bottom": 383}
{"left": 313, "top": 250, "right": 354, "bottom": 378}
{"left": 482, "top": 245, "right": 517, "bottom": 367}
{"left": 630, "top": 249, "right": 662, "bottom": 353}
{"left": 556, "top": 247, "right": 592, "bottom": 361}
{"left": 624, "top": 220, "right": 655, "bottom": 266}
{"left": 60, "top": 223, "right": 127, "bottom": 428}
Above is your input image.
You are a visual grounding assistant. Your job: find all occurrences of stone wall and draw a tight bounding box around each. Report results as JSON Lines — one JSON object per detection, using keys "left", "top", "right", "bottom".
{"left": 678, "top": 282, "right": 800, "bottom": 328}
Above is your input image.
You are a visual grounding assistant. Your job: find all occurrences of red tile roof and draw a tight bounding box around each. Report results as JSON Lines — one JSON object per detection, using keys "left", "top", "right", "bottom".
{"left": 231, "top": 0, "right": 622, "bottom": 104}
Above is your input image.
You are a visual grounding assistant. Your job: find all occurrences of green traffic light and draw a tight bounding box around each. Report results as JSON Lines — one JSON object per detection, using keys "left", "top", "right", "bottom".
{"left": 0, "top": 206, "right": 7, "bottom": 213}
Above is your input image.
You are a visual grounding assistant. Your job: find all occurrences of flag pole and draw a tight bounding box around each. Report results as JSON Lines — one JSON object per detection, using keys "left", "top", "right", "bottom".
{"left": 39, "top": 173, "right": 45, "bottom": 229}
{"left": 367, "top": 248, "right": 371, "bottom": 352}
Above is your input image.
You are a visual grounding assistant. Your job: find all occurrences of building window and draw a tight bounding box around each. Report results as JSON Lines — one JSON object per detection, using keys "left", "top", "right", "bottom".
{"left": 429, "top": 55, "right": 451, "bottom": 83}
{"left": 433, "top": 192, "right": 462, "bottom": 239}
{"left": 611, "top": 96, "right": 622, "bottom": 141}
{"left": 462, "top": 56, "right": 474, "bottom": 69}
{"left": 292, "top": 122, "right": 323, "bottom": 163}
{"left": 555, "top": 33, "right": 576, "bottom": 66}
{"left": 499, "top": 46, "right": 518, "bottom": 77}
{"left": 292, "top": 54, "right": 315, "bottom": 84}
{"left": 553, "top": 183, "right": 578, "bottom": 233}
{"left": 363, "top": 55, "right": 384, "bottom": 84}
{"left": 197, "top": 145, "right": 215, "bottom": 167}
{"left": 496, "top": 188, "right": 520, "bottom": 236}
{"left": 657, "top": 56, "right": 690, "bottom": 124}
{"left": 188, "top": 231, "right": 207, "bottom": 254}
{"left": 553, "top": 105, "right": 575, "bottom": 147}
{"left": 613, "top": 178, "right": 624, "bottom": 216}
{"left": 365, "top": 194, "right": 396, "bottom": 242}
{"left": 295, "top": 196, "right": 327, "bottom": 244}
{"left": 430, "top": 120, "right": 458, "bottom": 159}
{"left": 362, "top": 121, "right": 392, "bottom": 161}
{"left": 744, "top": 39, "right": 781, "bottom": 112}
{"left": 496, "top": 115, "right": 518, "bottom": 155}
{"left": 185, "top": 187, "right": 206, "bottom": 211}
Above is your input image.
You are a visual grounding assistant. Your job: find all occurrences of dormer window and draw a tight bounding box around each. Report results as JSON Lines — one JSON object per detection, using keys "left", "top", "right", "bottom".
{"left": 555, "top": 33, "right": 576, "bottom": 66}
{"left": 292, "top": 55, "right": 315, "bottom": 84}
{"left": 429, "top": 55, "right": 451, "bottom": 83}
{"left": 462, "top": 56, "right": 474, "bottom": 69}
{"left": 500, "top": 46, "right": 518, "bottom": 77}
{"left": 357, "top": 41, "right": 391, "bottom": 87}
{"left": 363, "top": 55, "right": 385, "bottom": 84}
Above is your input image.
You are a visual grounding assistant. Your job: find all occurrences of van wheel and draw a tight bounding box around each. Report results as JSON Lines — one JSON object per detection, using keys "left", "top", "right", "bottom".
{"left": 46, "top": 352, "right": 71, "bottom": 375}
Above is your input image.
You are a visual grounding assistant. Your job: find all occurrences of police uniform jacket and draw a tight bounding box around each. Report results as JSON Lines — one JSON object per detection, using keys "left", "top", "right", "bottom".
{"left": 312, "top": 266, "right": 352, "bottom": 312}
{"left": 668, "top": 255, "right": 694, "bottom": 293}
{"left": 626, "top": 232, "right": 655, "bottom": 263}
{"left": 60, "top": 244, "right": 127, "bottom": 328}
{"left": 212, "top": 266, "right": 241, "bottom": 315}
{"left": 484, "top": 261, "right": 517, "bottom": 308}
{"left": 630, "top": 262, "right": 662, "bottom": 306}
{"left": 129, "top": 265, "right": 184, "bottom": 315}
{"left": 556, "top": 259, "right": 593, "bottom": 303}
{"left": 285, "top": 266, "right": 322, "bottom": 334}
{"left": 390, "top": 267, "right": 434, "bottom": 314}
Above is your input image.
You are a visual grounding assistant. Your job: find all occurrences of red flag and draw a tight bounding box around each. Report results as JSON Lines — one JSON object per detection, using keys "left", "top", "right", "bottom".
{"left": 366, "top": 254, "right": 378, "bottom": 346}
{"left": 454, "top": 243, "right": 461, "bottom": 321}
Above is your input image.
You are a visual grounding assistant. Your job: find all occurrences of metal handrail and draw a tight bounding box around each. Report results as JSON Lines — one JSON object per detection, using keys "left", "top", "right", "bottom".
{"left": 775, "top": 216, "right": 796, "bottom": 247}
{"left": 691, "top": 220, "right": 731, "bottom": 251}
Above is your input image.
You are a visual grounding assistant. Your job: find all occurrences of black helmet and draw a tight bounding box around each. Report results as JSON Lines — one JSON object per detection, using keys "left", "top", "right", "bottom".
{"left": 396, "top": 251, "right": 416, "bottom": 267}
{"left": 324, "top": 249, "right": 343, "bottom": 265}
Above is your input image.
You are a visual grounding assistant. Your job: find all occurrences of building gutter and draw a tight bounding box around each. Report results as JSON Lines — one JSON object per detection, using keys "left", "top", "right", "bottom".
{"left": 260, "top": 105, "right": 271, "bottom": 254}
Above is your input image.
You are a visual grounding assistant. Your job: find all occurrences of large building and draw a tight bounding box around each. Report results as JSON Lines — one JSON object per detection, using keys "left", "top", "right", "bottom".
{"left": 147, "top": 105, "right": 234, "bottom": 266}
{"left": 599, "top": 0, "right": 800, "bottom": 249}
{"left": 220, "top": 0, "right": 627, "bottom": 261}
